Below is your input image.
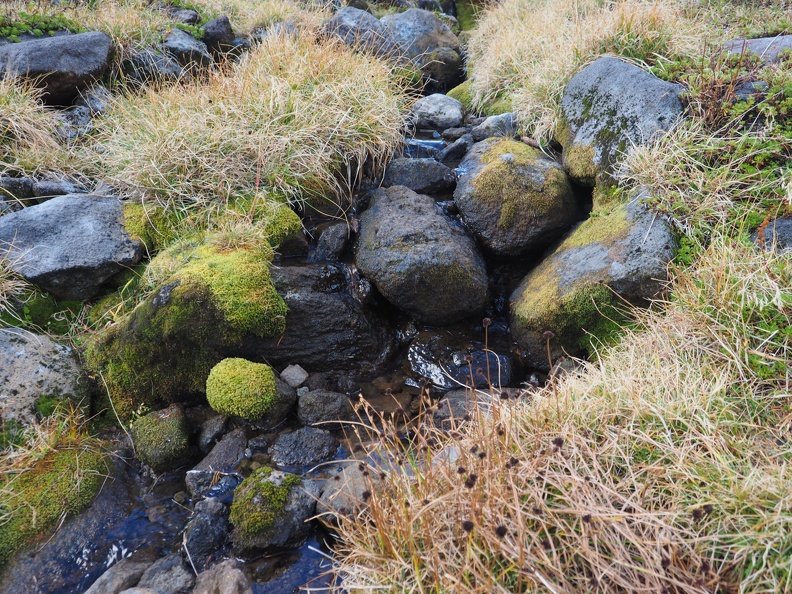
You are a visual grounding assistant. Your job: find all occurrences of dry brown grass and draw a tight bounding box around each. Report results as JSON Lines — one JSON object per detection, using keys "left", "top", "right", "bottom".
{"left": 330, "top": 237, "right": 792, "bottom": 593}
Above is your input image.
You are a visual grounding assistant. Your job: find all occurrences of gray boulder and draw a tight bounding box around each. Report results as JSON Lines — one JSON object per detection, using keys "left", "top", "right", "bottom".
{"left": 0, "top": 176, "right": 34, "bottom": 205}
{"left": 0, "top": 194, "right": 144, "bottom": 300}
{"left": 436, "top": 132, "right": 472, "bottom": 162}
{"left": 724, "top": 35, "right": 792, "bottom": 64}
{"left": 355, "top": 186, "right": 488, "bottom": 325}
{"left": 454, "top": 138, "right": 579, "bottom": 255}
{"left": 381, "top": 8, "right": 463, "bottom": 91}
{"left": 123, "top": 48, "right": 184, "bottom": 86}
{"left": 318, "top": 462, "right": 383, "bottom": 518}
{"left": 74, "top": 84, "right": 113, "bottom": 116}
{"left": 246, "top": 263, "right": 396, "bottom": 376}
{"left": 298, "top": 389, "right": 355, "bottom": 426}
{"left": 269, "top": 427, "right": 339, "bottom": 467}
{"left": 0, "top": 328, "right": 85, "bottom": 424}
{"left": 192, "top": 560, "right": 252, "bottom": 594}
{"left": 0, "top": 31, "right": 113, "bottom": 105}
{"left": 558, "top": 57, "right": 683, "bottom": 185}
{"left": 54, "top": 105, "right": 93, "bottom": 141}
{"left": 183, "top": 498, "right": 230, "bottom": 569}
{"left": 755, "top": 217, "right": 792, "bottom": 254}
{"left": 471, "top": 112, "right": 518, "bottom": 142}
{"left": 313, "top": 223, "right": 349, "bottom": 262}
{"left": 202, "top": 16, "right": 235, "bottom": 54}
{"left": 510, "top": 190, "right": 677, "bottom": 368}
{"left": 162, "top": 28, "right": 212, "bottom": 68}
{"left": 411, "top": 93, "right": 464, "bottom": 130}
{"left": 136, "top": 553, "right": 194, "bottom": 594}
{"left": 323, "top": 7, "right": 403, "bottom": 59}
{"left": 382, "top": 158, "right": 456, "bottom": 193}
{"left": 32, "top": 176, "right": 88, "bottom": 200}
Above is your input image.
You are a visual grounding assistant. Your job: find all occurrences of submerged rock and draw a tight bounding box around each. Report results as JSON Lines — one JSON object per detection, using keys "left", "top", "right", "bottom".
{"left": 510, "top": 191, "right": 677, "bottom": 368}
{"left": 454, "top": 138, "right": 579, "bottom": 256}
{"left": 356, "top": 186, "right": 488, "bottom": 325}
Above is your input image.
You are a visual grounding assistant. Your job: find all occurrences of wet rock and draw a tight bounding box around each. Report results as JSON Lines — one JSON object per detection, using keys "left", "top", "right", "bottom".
{"left": 323, "top": 7, "right": 403, "bottom": 58}
{"left": 193, "top": 560, "right": 253, "bottom": 594}
{"left": 411, "top": 93, "right": 464, "bottom": 130}
{"left": 724, "top": 35, "right": 792, "bottom": 64}
{"left": 198, "top": 414, "right": 227, "bottom": 453}
{"left": 202, "top": 16, "right": 235, "bottom": 54}
{"left": 131, "top": 404, "right": 191, "bottom": 474}
{"left": 381, "top": 9, "right": 463, "bottom": 91}
{"left": 137, "top": 553, "right": 194, "bottom": 593}
{"left": 74, "top": 84, "right": 113, "bottom": 116}
{"left": 183, "top": 497, "right": 230, "bottom": 569}
{"left": 269, "top": 427, "right": 339, "bottom": 467}
{"left": 403, "top": 137, "right": 442, "bottom": 159}
{"left": 0, "top": 31, "right": 114, "bottom": 105}
{"left": 313, "top": 223, "right": 349, "bottom": 262}
{"left": 0, "top": 328, "right": 84, "bottom": 425}
{"left": 436, "top": 132, "right": 472, "bottom": 162}
{"left": 230, "top": 468, "right": 318, "bottom": 551}
{"left": 755, "top": 217, "right": 792, "bottom": 254}
{"left": 83, "top": 557, "right": 150, "bottom": 594}
{"left": 298, "top": 389, "right": 355, "bottom": 426}
{"left": 405, "top": 330, "right": 512, "bottom": 390}
{"left": 432, "top": 388, "right": 494, "bottom": 429}
{"left": 454, "top": 138, "right": 578, "bottom": 256}
{"left": 442, "top": 126, "right": 469, "bottom": 141}
{"left": 280, "top": 364, "right": 310, "bottom": 388}
{"left": 54, "top": 105, "right": 93, "bottom": 141}
{"left": 383, "top": 158, "right": 456, "bottom": 193}
{"left": 471, "top": 112, "right": 518, "bottom": 142}
{"left": 355, "top": 186, "right": 488, "bottom": 325}
{"left": 317, "top": 462, "right": 383, "bottom": 518}
{"left": 246, "top": 263, "right": 396, "bottom": 376}
{"left": 186, "top": 427, "right": 247, "bottom": 498}
{"left": 163, "top": 28, "right": 212, "bottom": 69}
{"left": 0, "top": 194, "right": 144, "bottom": 300}
{"left": 558, "top": 57, "right": 683, "bottom": 185}
{"left": 510, "top": 190, "right": 677, "bottom": 369}
{"left": 123, "top": 48, "right": 184, "bottom": 85}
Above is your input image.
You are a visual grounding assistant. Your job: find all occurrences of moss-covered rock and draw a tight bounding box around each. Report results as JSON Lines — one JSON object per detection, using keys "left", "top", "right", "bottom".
{"left": 130, "top": 403, "right": 191, "bottom": 473}
{"left": 510, "top": 192, "right": 677, "bottom": 368}
{"left": 85, "top": 237, "right": 288, "bottom": 421}
{"left": 0, "top": 443, "right": 106, "bottom": 568}
{"left": 454, "top": 138, "right": 579, "bottom": 255}
{"left": 121, "top": 200, "right": 181, "bottom": 254}
{"left": 229, "top": 467, "right": 317, "bottom": 552}
{"left": 206, "top": 358, "right": 286, "bottom": 422}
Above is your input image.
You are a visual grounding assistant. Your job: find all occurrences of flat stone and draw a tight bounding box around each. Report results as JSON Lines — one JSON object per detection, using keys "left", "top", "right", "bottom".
{"left": 269, "top": 427, "right": 339, "bottom": 467}
{"left": 280, "top": 364, "right": 310, "bottom": 388}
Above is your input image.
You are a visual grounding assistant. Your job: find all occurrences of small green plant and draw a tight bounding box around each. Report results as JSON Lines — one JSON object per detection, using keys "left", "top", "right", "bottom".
{"left": 0, "top": 12, "right": 82, "bottom": 42}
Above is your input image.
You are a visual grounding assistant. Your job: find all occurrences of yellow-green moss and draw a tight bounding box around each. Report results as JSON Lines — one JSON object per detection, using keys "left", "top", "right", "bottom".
{"left": 0, "top": 445, "right": 107, "bottom": 568}
{"left": 558, "top": 204, "right": 630, "bottom": 250}
{"left": 122, "top": 201, "right": 181, "bottom": 253}
{"left": 562, "top": 141, "right": 598, "bottom": 184}
{"left": 206, "top": 358, "right": 278, "bottom": 421}
{"left": 130, "top": 405, "right": 190, "bottom": 473}
{"left": 447, "top": 80, "right": 474, "bottom": 111}
{"left": 473, "top": 139, "right": 572, "bottom": 228}
{"left": 480, "top": 94, "right": 513, "bottom": 116}
{"left": 229, "top": 466, "right": 302, "bottom": 547}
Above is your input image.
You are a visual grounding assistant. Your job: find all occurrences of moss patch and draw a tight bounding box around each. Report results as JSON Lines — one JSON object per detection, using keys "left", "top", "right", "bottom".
{"left": 0, "top": 445, "right": 106, "bottom": 568}
{"left": 562, "top": 141, "right": 598, "bottom": 185}
{"left": 130, "top": 404, "right": 190, "bottom": 473}
{"left": 229, "top": 466, "right": 302, "bottom": 547}
{"left": 559, "top": 204, "right": 630, "bottom": 250}
{"left": 122, "top": 201, "right": 181, "bottom": 253}
{"left": 206, "top": 358, "right": 278, "bottom": 421}
{"left": 447, "top": 80, "right": 474, "bottom": 111}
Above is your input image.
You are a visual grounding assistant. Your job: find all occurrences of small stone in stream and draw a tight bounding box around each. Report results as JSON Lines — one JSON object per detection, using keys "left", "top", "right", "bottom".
{"left": 298, "top": 389, "right": 355, "bottom": 426}
{"left": 437, "top": 133, "right": 472, "bottom": 162}
{"left": 280, "top": 364, "right": 310, "bottom": 388}
{"left": 83, "top": 557, "right": 150, "bottom": 594}
{"left": 136, "top": 553, "right": 194, "bottom": 593}
{"left": 183, "top": 497, "right": 230, "bottom": 569}
{"left": 411, "top": 93, "right": 464, "bottom": 130}
{"left": 442, "top": 126, "right": 469, "bottom": 141}
{"left": 192, "top": 560, "right": 253, "bottom": 594}
{"left": 198, "top": 414, "right": 227, "bottom": 453}
{"left": 314, "top": 223, "right": 349, "bottom": 262}
{"left": 382, "top": 158, "right": 456, "bottom": 194}
{"left": 269, "top": 427, "right": 339, "bottom": 467}
{"left": 471, "top": 112, "right": 518, "bottom": 141}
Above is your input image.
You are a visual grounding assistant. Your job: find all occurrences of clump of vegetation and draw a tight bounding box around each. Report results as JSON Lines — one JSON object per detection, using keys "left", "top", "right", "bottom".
{"left": 0, "top": 11, "right": 82, "bottom": 42}
{"left": 0, "top": 409, "right": 107, "bottom": 569}
{"left": 206, "top": 358, "right": 278, "bottom": 421}
{"left": 130, "top": 404, "right": 190, "bottom": 473}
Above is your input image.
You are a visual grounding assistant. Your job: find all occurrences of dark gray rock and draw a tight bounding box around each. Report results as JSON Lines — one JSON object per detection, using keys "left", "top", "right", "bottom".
{"left": 32, "top": 177, "right": 88, "bottom": 199}
{"left": 558, "top": 57, "right": 683, "bottom": 185}
{"left": 298, "top": 389, "right": 355, "bottom": 426}
{"left": 83, "top": 557, "right": 150, "bottom": 594}
{"left": 192, "top": 560, "right": 252, "bottom": 594}
{"left": 54, "top": 105, "right": 93, "bottom": 141}
{"left": 73, "top": 84, "right": 112, "bottom": 116}
{"left": 166, "top": 7, "right": 201, "bottom": 24}
{"left": 197, "top": 414, "right": 227, "bottom": 453}
{"left": 454, "top": 138, "right": 578, "bottom": 255}
{"left": 0, "top": 31, "right": 114, "bottom": 105}
{"left": 183, "top": 498, "right": 230, "bottom": 569}
{"left": 162, "top": 28, "right": 212, "bottom": 68}
{"left": 318, "top": 462, "right": 383, "bottom": 518}
{"left": 245, "top": 263, "right": 396, "bottom": 376}
{"left": 202, "top": 16, "right": 235, "bottom": 54}
{"left": 123, "top": 48, "right": 184, "bottom": 86}
{"left": 355, "top": 185, "right": 488, "bottom": 324}
{"left": 269, "top": 427, "right": 339, "bottom": 467}
{"left": 323, "top": 7, "right": 403, "bottom": 58}
{"left": 0, "top": 328, "right": 84, "bottom": 425}
{"left": 436, "top": 132, "right": 472, "bottom": 162}
{"left": 383, "top": 158, "right": 456, "bottom": 193}
{"left": 314, "top": 223, "right": 350, "bottom": 262}
{"left": 442, "top": 126, "right": 469, "bottom": 141}
{"left": 755, "top": 217, "right": 792, "bottom": 254}
{"left": 137, "top": 553, "right": 194, "bottom": 594}
{"left": 0, "top": 194, "right": 144, "bottom": 300}
{"left": 510, "top": 190, "right": 677, "bottom": 368}
{"left": 433, "top": 388, "right": 494, "bottom": 429}
{"left": 381, "top": 8, "right": 462, "bottom": 91}
{"left": 0, "top": 176, "right": 34, "bottom": 202}
{"left": 471, "top": 112, "right": 518, "bottom": 141}
{"left": 411, "top": 93, "right": 464, "bottom": 130}
{"left": 724, "top": 35, "right": 792, "bottom": 64}
{"left": 186, "top": 427, "right": 247, "bottom": 498}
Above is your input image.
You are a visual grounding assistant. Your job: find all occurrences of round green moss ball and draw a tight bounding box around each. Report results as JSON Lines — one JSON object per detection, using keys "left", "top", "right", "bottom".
{"left": 206, "top": 358, "right": 278, "bottom": 420}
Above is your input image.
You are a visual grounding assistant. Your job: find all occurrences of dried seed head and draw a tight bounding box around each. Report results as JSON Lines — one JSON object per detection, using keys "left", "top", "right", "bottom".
{"left": 495, "top": 525, "right": 508, "bottom": 538}
{"left": 552, "top": 436, "right": 564, "bottom": 448}
{"left": 500, "top": 391, "right": 509, "bottom": 400}
{"left": 661, "top": 558, "right": 671, "bottom": 569}
{"left": 475, "top": 367, "right": 484, "bottom": 376}
{"left": 543, "top": 330, "right": 555, "bottom": 340}
{"left": 385, "top": 387, "right": 393, "bottom": 395}
{"left": 418, "top": 377, "right": 429, "bottom": 387}
{"left": 692, "top": 508, "right": 703, "bottom": 522}
{"left": 478, "top": 451, "right": 486, "bottom": 460}
{"left": 457, "top": 466, "right": 467, "bottom": 474}
{"left": 582, "top": 514, "right": 592, "bottom": 523}
{"left": 461, "top": 520, "right": 474, "bottom": 533}
{"left": 361, "top": 490, "right": 372, "bottom": 501}
{"left": 703, "top": 503, "right": 714, "bottom": 515}
{"left": 482, "top": 317, "right": 492, "bottom": 328}
{"left": 464, "top": 474, "right": 478, "bottom": 488}
{"left": 353, "top": 444, "right": 364, "bottom": 453}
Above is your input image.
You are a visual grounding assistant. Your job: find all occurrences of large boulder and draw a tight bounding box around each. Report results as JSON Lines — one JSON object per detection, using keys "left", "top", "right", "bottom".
{"left": 557, "top": 57, "right": 683, "bottom": 186}
{"left": 322, "top": 7, "right": 403, "bottom": 59}
{"left": 355, "top": 186, "right": 488, "bottom": 325}
{"left": 454, "top": 138, "right": 579, "bottom": 256}
{"left": 381, "top": 8, "right": 463, "bottom": 91}
{"left": 244, "top": 263, "right": 396, "bottom": 376}
{"left": 510, "top": 191, "right": 677, "bottom": 369}
{"left": 0, "top": 31, "right": 114, "bottom": 105}
{"left": 0, "top": 329, "right": 85, "bottom": 425}
{"left": 0, "top": 194, "right": 144, "bottom": 300}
